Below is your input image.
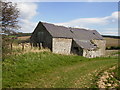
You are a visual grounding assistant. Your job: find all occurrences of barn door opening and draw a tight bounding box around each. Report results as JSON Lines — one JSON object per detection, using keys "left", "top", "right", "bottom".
{"left": 73, "top": 47, "right": 79, "bottom": 55}
{"left": 37, "top": 32, "right": 44, "bottom": 48}
{"left": 72, "top": 47, "right": 83, "bottom": 56}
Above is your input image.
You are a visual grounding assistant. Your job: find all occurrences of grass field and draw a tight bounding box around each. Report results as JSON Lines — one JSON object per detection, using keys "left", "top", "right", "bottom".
{"left": 103, "top": 37, "right": 119, "bottom": 47}
{"left": 2, "top": 51, "right": 118, "bottom": 88}
{"left": 17, "top": 36, "right": 30, "bottom": 40}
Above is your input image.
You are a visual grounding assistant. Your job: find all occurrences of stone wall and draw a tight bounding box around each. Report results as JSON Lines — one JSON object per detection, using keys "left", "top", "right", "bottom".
{"left": 52, "top": 38, "right": 72, "bottom": 55}
{"left": 83, "top": 40, "right": 106, "bottom": 58}
{"left": 92, "top": 39, "right": 106, "bottom": 56}
{"left": 83, "top": 49, "right": 100, "bottom": 58}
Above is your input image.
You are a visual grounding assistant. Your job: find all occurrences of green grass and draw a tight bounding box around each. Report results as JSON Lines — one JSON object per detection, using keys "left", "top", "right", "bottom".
{"left": 2, "top": 51, "right": 118, "bottom": 88}
{"left": 111, "top": 66, "right": 120, "bottom": 81}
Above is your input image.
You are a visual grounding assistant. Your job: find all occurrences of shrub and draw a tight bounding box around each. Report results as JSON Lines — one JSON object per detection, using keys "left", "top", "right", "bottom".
{"left": 106, "top": 46, "right": 120, "bottom": 50}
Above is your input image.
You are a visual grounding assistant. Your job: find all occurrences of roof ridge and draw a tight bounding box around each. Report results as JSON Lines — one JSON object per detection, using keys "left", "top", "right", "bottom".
{"left": 40, "top": 21, "right": 103, "bottom": 40}
{"left": 41, "top": 21, "right": 92, "bottom": 31}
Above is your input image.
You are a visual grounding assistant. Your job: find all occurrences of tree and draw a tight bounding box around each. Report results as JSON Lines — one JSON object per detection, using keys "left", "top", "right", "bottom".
{"left": 0, "top": 1, "right": 20, "bottom": 34}
{"left": 0, "top": 1, "right": 20, "bottom": 58}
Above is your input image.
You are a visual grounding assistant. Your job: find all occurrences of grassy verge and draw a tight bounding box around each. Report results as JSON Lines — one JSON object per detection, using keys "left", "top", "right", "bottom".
{"left": 2, "top": 51, "right": 118, "bottom": 88}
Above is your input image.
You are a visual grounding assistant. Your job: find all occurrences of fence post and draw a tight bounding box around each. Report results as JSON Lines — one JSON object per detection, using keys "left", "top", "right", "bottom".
{"left": 38, "top": 43, "right": 40, "bottom": 50}
{"left": 22, "top": 43, "right": 24, "bottom": 51}
{"left": 30, "top": 42, "right": 32, "bottom": 49}
{"left": 10, "top": 42, "right": 12, "bottom": 50}
{"left": 38, "top": 43, "right": 43, "bottom": 50}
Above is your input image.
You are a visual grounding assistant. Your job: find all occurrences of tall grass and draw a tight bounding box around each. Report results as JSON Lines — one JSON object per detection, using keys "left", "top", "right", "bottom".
{"left": 2, "top": 51, "right": 118, "bottom": 88}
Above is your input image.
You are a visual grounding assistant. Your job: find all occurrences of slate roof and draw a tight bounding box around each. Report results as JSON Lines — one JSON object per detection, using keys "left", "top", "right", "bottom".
{"left": 42, "top": 22, "right": 103, "bottom": 40}
{"left": 42, "top": 22, "right": 73, "bottom": 38}
{"left": 40, "top": 21, "right": 103, "bottom": 50}
{"left": 74, "top": 39, "right": 97, "bottom": 50}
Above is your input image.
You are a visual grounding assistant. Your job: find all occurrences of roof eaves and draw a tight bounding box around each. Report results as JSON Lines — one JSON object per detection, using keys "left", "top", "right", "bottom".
{"left": 53, "top": 37, "right": 73, "bottom": 39}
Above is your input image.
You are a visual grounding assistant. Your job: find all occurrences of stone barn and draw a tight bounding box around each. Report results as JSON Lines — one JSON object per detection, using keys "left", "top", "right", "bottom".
{"left": 30, "top": 21, "right": 106, "bottom": 58}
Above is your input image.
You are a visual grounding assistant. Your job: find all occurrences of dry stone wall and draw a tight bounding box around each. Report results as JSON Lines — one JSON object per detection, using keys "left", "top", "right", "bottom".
{"left": 52, "top": 38, "right": 72, "bottom": 55}
{"left": 83, "top": 40, "right": 106, "bottom": 58}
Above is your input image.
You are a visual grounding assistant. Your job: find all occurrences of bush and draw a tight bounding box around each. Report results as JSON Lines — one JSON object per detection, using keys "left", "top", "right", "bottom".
{"left": 106, "top": 46, "right": 120, "bottom": 50}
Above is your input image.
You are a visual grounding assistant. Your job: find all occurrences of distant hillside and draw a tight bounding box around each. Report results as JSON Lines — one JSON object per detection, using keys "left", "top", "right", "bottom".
{"left": 16, "top": 33, "right": 32, "bottom": 37}
{"left": 102, "top": 35, "right": 120, "bottom": 39}
{"left": 102, "top": 35, "right": 119, "bottom": 49}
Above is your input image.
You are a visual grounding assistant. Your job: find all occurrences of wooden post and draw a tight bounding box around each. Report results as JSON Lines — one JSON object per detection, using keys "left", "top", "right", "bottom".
{"left": 30, "top": 42, "right": 33, "bottom": 49}
{"left": 40, "top": 43, "right": 43, "bottom": 49}
{"left": 22, "top": 43, "right": 24, "bottom": 51}
{"left": 38, "top": 43, "right": 43, "bottom": 50}
{"left": 38, "top": 43, "right": 40, "bottom": 50}
{"left": 10, "top": 38, "right": 14, "bottom": 51}
{"left": 10, "top": 42, "right": 12, "bottom": 50}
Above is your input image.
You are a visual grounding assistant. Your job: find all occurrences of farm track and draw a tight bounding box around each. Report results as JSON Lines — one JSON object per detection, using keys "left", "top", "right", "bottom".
{"left": 22, "top": 59, "right": 117, "bottom": 88}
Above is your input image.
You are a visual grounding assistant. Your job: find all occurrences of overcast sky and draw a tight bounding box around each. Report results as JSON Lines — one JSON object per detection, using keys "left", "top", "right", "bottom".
{"left": 8, "top": 0, "right": 119, "bottom": 36}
